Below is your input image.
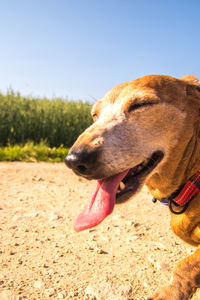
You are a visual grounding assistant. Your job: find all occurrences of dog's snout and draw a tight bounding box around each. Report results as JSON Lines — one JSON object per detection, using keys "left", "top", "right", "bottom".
{"left": 65, "top": 153, "right": 77, "bottom": 169}
{"left": 65, "top": 149, "right": 99, "bottom": 176}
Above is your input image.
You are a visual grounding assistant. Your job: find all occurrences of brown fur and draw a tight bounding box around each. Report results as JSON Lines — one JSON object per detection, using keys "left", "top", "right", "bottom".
{"left": 69, "top": 74, "right": 200, "bottom": 299}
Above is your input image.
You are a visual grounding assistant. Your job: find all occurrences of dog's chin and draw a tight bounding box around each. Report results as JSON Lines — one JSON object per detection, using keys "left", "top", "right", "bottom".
{"left": 115, "top": 150, "right": 164, "bottom": 204}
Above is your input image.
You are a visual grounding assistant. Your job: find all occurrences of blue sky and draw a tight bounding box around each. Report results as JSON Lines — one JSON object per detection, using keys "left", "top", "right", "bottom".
{"left": 0, "top": 0, "right": 200, "bottom": 101}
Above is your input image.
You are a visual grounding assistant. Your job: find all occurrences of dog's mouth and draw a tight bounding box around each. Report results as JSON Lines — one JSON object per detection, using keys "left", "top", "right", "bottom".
{"left": 116, "top": 151, "right": 164, "bottom": 201}
{"left": 74, "top": 151, "right": 164, "bottom": 232}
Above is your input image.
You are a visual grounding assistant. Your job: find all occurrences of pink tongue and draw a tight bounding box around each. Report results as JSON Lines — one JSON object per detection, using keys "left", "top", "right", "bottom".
{"left": 74, "top": 169, "right": 129, "bottom": 232}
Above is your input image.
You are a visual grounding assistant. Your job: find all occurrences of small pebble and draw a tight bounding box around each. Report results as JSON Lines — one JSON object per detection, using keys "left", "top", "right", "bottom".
{"left": 45, "top": 288, "right": 55, "bottom": 297}
{"left": 96, "top": 248, "right": 108, "bottom": 254}
{"left": 18, "top": 259, "right": 23, "bottom": 265}
{"left": 58, "top": 291, "right": 66, "bottom": 299}
{"left": 48, "top": 269, "right": 54, "bottom": 276}
{"left": 48, "top": 213, "right": 60, "bottom": 221}
{"left": 34, "top": 281, "right": 43, "bottom": 289}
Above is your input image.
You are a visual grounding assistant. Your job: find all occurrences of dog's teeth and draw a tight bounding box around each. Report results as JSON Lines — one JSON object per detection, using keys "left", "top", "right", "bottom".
{"left": 143, "top": 158, "right": 149, "bottom": 166}
{"left": 137, "top": 165, "right": 143, "bottom": 171}
{"left": 119, "top": 181, "right": 125, "bottom": 190}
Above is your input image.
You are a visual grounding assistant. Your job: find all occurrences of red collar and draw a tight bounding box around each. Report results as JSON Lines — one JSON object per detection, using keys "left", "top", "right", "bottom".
{"left": 172, "top": 170, "right": 200, "bottom": 206}
{"left": 152, "top": 170, "right": 200, "bottom": 214}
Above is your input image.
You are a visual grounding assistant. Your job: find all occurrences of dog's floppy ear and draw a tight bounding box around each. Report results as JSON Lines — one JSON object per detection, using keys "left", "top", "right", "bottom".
{"left": 180, "top": 75, "right": 200, "bottom": 85}
{"left": 180, "top": 75, "right": 200, "bottom": 98}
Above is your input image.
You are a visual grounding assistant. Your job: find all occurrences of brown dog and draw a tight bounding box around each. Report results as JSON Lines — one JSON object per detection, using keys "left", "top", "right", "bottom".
{"left": 65, "top": 74, "right": 200, "bottom": 299}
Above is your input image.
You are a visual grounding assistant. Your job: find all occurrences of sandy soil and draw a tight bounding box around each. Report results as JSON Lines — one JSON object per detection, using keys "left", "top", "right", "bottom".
{"left": 0, "top": 162, "right": 199, "bottom": 300}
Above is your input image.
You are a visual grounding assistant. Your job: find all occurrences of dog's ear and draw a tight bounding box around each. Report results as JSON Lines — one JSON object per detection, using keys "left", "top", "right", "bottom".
{"left": 180, "top": 75, "right": 200, "bottom": 98}
{"left": 180, "top": 75, "right": 199, "bottom": 84}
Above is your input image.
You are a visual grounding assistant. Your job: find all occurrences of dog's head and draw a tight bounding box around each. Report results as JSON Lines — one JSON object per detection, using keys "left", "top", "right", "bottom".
{"left": 65, "top": 75, "right": 200, "bottom": 231}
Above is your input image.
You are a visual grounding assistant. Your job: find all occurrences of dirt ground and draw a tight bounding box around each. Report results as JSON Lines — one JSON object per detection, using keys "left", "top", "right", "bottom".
{"left": 0, "top": 162, "right": 199, "bottom": 300}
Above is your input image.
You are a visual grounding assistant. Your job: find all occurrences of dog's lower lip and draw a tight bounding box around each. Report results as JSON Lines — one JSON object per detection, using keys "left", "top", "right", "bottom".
{"left": 126, "top": 150, "right": 163, "bottom": 178}
{"left": 116, "top": 151, "right": 164, "bottom": 201}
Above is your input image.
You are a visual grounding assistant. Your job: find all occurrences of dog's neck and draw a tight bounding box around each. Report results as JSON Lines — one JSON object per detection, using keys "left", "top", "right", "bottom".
{"left": 146, "top": 124, "right": 200, "bottom": 199}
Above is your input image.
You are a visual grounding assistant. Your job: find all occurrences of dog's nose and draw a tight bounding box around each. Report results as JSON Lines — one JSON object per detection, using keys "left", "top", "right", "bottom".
{"left": 65, "top": 149, "right": 98, "bottom": 176}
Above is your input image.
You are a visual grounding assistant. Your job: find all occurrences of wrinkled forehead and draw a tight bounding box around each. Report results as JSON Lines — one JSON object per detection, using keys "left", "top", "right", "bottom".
{"left": 92, "top": 79, "right": 159, "bottom": 115}
{"left": 91, "top": 75, "right": 186, "bottom": 115}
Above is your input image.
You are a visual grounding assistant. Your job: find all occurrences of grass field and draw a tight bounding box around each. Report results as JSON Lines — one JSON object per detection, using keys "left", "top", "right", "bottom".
{"left": 0, "top": 142, "right": 69, "bottom": 162}
{"left": 0, "top": 90, "right": 92, "bottom": 148}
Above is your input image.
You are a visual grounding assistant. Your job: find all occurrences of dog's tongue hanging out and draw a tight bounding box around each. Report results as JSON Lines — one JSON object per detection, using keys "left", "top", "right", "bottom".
{"left": 74, "top": 169, "right": 129, "bottom": 232}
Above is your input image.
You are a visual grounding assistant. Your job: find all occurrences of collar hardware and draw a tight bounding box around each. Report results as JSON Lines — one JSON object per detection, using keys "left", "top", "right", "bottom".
{"left": 152, "top": 170, "right": 200, "bottom": 214}
{"left": 169, "top": 199, "right": 191, "bottom": 215}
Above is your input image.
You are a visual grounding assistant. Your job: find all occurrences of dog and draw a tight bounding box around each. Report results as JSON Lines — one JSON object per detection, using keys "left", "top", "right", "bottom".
{"left": 65, "top": 74, "right": 200, "bottom": 299}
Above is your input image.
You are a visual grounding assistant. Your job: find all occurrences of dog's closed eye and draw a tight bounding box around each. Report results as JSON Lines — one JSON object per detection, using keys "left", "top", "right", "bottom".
{"left": 128, "top": 101, "right": 158, "bottom": 112}
{"left": 92, "top": 113, "right": 98, "bottom": 122}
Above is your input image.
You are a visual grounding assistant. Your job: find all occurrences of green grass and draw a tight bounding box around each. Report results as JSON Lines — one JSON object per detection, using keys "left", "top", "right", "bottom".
{"left": 0, "top": 90, "right": 92, "bottom": 147}
{"left": 0, "top": 142, "right": 69, "bottom": 162}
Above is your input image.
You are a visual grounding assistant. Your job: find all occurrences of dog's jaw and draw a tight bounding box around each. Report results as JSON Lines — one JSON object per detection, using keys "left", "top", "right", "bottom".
{"left": 74, "top": 151, "right": 164, "bottom": 231}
